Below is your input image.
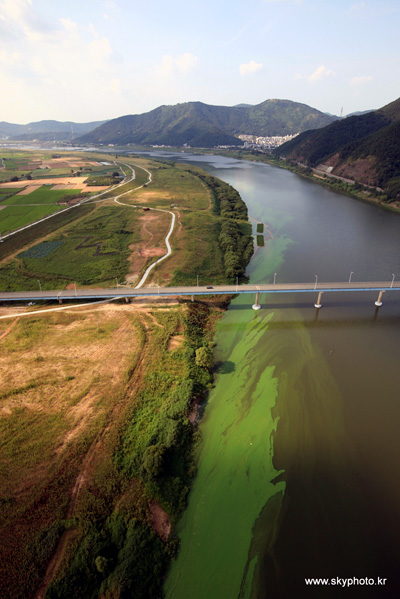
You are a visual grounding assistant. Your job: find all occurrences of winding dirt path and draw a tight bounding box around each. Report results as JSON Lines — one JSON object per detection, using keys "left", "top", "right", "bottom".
{"left": 0, "top": 316, "right": 20, "bottom": 340}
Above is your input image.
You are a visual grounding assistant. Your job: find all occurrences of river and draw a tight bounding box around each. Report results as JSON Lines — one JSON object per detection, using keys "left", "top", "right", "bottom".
{"left": 141, "top": 153, "right": 400, "bottom": 598}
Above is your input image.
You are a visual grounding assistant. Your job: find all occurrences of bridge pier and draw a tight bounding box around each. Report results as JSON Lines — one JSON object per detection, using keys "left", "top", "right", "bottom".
{"left": 252, "top": 291, "right": 261, "bottom": 311}
{"left": 314, "top": 291, "right": 323, "bottom": 309}
{"left": 191, "top": 294, "right": 194, "bottom": 302}
{"left": 125, "top": 297, "right": 130, "bottom": 303}
{"left": 375, "top": 290, "right": 385, "bottom": 307}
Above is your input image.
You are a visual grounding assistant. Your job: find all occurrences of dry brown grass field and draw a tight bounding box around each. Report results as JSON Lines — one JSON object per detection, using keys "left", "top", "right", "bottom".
{"left": 0, "top": 299, "right": 190, "bottom": 598}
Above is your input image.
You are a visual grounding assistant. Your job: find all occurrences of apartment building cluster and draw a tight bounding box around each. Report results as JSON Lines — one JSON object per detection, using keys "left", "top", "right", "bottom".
{"left": 238, "top": 133, "right": 298, "bottom": 149}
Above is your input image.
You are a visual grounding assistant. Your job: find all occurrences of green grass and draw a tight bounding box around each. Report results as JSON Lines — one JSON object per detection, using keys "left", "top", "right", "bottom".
{"left": 17, "top": 204, "right": 140, "bottom": 285}
{"left": 0, "top": 408, "right": 68, "bottom": 472}
{"left": 0, "top": 204, "right": 64, "bottom": 235}
{"left": 0, "top": 188, "right": 17, "bottom": 196}
{"left": 47, "top": 305, "right": 218, "bottom": 599}
{"left": 0, "top": 203, "right": 95, "bottom": 263}
{"left": 1, "top": 186, "right": 81, "bottom": 206}
{"left": 169, "top": 212, "right": 227, "bottom": 285}
{"left": 30, "top": 168, "right": 70, "bottom": 177}
{"left": 150, "top": 163, "right": 208, "bottom": 211}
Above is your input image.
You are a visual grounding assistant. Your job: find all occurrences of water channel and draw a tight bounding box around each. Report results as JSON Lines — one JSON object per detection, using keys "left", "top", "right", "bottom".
{"left": 143, "top": 153, "right": 400, "bottom": 598}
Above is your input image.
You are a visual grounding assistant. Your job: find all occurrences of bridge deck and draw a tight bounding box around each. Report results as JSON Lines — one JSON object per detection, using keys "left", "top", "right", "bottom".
{"left": 0, "top": 282, "right": 399, "bottom": 302}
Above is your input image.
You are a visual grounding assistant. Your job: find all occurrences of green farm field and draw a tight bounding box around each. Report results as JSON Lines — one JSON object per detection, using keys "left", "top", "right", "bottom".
{"left": 149, "top": 162, "right": 209, "bottom": 210}
{"left": 15, "top": 204, "right": 140, "bottom": 286}
{"left": 0, "top": 204, "right": 64, "bottom": 236}
{"left": 0, "top": 153, "right": 253, "bottom": 291}
{"left": 0, "top": 186, "right": 82, "bottom": 206}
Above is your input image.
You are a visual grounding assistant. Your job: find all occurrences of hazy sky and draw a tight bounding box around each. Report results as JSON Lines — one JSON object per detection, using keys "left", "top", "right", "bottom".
{"left": 1, "top": 0, "right": 399, "bottom": 123}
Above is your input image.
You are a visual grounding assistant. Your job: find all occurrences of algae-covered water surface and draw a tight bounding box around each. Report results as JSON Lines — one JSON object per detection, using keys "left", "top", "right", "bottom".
{"left": 163, "top": 155, "right": 400, "bottom": 598}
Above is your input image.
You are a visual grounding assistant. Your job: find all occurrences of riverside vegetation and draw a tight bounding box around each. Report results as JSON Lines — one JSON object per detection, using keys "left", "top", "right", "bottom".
{"left": 0, "top": 150, "right": 254, "bottom": 598}
{"left": 0, "top": 155, "right": 253, "bottom": 290}
{"left": 0, "top": 302, "right": 225, "bottom": 599}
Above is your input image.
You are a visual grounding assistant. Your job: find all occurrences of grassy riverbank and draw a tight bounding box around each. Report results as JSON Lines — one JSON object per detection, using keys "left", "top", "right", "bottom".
{"left": 0, "top": 151, "right": 254, "bottom": 290}
{"left": 202, "top": 148, "right": 400, "bottom": 214}
{"left": 0, "top": 299, "right": 226, "bottom": 599}
{"left": 0, "top": 149, "right": 257, "bottom": 598}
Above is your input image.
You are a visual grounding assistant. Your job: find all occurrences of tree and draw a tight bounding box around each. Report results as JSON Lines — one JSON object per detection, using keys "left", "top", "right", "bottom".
{"left": 195, "top": 346, "right": 213, "bottom": 371}
{"left": 142, "top": 445, "right": 166, "bottom": 477}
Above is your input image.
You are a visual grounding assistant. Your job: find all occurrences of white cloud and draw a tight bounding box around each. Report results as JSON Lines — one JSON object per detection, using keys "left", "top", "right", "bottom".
{"left": 264, "top": 0, "right": 303, "bottom": 3}
{"left": 0, "top": 49, "right": 21, "bottom": 66}
{"left": 350, "top": 75, "right": 372, "bottom": 86}
{"left": 350, "top": 1, "right": 366, "bottom": 11}
{"left": 0, "top": 1, "right": 124, "bottom": 121}
{"left": 174, "top": 52, "right": 198, "bottom": 74}
{"left": 0, "top": 0, "right": 55, "bottom": 42}
{"left": 159, "top": 52, "right": 198, "bottom": 76}
{"left": 308, "top": 65, "right": 335, "bottom": 82}
{"left": 239, "top": 61, "right": 263, "bottom": 76}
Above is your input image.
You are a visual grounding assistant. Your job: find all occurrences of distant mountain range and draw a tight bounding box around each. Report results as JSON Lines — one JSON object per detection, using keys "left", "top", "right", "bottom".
{"left": 76, "top": 99, "right": 338, "bottom": 147}
{"left": 276, "top": 97, "right": 400, "bottom": 198}
{"left": 0, "top": 120, "right": 107, "bottom": 141}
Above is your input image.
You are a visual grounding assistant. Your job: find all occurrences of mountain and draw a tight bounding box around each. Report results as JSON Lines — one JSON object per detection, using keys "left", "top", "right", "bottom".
{"left": 76, "top": 100, "right": 337, "bottom": 147}
{"left": 0, "top": 120, "right": 107, "bottom": 141}
{"left": 345, "top": 109, "right": 375, "bottom": 117}
{"left": 276, "top": 97, "right": 400, "bottom": 198}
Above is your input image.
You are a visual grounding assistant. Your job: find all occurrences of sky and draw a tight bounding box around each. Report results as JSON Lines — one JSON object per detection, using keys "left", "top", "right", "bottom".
{"left": 0, "top": 0, "right": 400, "bottom": 124}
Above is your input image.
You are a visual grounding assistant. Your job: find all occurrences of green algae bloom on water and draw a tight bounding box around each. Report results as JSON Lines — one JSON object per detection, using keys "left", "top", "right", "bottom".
{"left": 164, "top": 305, "right": 285, "bottom": 599}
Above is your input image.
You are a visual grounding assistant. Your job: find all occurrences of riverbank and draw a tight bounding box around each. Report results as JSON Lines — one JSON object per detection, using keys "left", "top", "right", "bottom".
{"left": 161, "top": 151, "right": 400, "bottom": 598}
{"left": 0, "top": 298, "right": 229, "bottom": 599}
{"left": 140, "top": 145, "right": 400, "bottom": 215}
{"left": 212, "top": 149, "right": 400, "bottom": 215}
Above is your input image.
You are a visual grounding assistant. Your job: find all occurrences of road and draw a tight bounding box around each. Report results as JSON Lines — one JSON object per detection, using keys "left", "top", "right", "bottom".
{"left": 1, "top": 281, "right": 399, "bottom": 303}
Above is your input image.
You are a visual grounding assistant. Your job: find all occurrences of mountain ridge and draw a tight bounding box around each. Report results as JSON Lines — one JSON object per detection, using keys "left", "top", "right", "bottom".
{"left": 76, "top": 99, "right": 338, "bottom": 147}
{"left": 276, "top": 96, "right": 400, "bottom": 198}
{"left": 0, "top": 119, "right": 108, "bottom": 141}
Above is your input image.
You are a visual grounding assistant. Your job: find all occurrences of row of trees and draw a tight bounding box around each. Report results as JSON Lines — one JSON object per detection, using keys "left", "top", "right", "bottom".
{"left": 219, "top": 219, "right": 254, "bottom": 278}
{"left": 191, "top": 170, "right": 248, "bottom": 219}
{"left": 188, "top": 169, "right": 254, "bottom": 279}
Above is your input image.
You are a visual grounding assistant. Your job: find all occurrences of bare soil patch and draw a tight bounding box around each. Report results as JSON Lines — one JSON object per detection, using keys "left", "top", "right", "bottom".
{"left": 50, "top": 183, "right": 78, "bottom": 190}
{"left": 125, "top": 210, "right": 170, "bottom": 283}
{"left": 334, "top": 157, "right": 378, "bottom": 186}
{"left": 16, "top": 185, "right": 42, "bottom": 195}
{"left": 167, "top": 334, "right": 184, "bottom": 351}
{"left": 131, "top": 190, "right": 173, "bottom": 203}
{"left": 149, "top": 500, "right": 171, "bottom": 541}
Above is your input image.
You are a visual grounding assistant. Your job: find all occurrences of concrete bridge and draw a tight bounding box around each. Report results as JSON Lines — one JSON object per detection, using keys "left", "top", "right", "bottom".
{"left": 1, "top": 281, "right": 399, "bottom": 309}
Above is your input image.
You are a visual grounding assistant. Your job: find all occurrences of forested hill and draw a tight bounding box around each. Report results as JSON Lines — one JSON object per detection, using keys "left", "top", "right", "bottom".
{"left": 76, "top": 99, "right": 337, "bottom": 147}
{"left": 276, "top": 96, "right": 400, "bottom": 199}
{"left": 0, "top": 120, "right": 107, "bottom": 141}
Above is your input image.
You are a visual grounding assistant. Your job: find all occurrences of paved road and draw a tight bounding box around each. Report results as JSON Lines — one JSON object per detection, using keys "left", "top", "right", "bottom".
{"left": 1, "top": 281, "right": 399, "bottom": 303}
